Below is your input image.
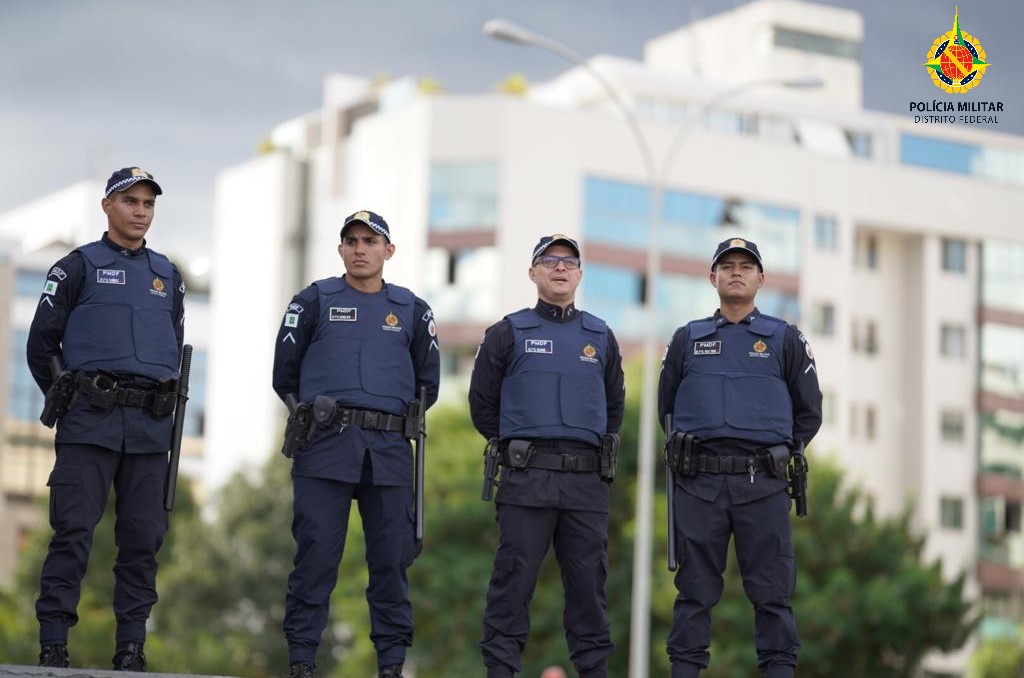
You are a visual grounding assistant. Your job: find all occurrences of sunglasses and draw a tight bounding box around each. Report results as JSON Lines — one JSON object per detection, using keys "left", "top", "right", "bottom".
{"left": 533, "top": 255, "right": 581, "bottom": 270}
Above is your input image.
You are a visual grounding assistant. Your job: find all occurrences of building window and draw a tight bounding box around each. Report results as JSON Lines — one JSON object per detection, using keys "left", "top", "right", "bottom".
{"left": 981, "top": 241, "right": 1024, "bottom": 312}
{"left": 813, "top": 215, "right": 838, "bottom": 251}
{"left": 855, "top": 232, "right": 878, "bottom": 270}
{"left": 940, "top": 497, "right": 964, "bottom": 530}
{"left": 810, "top": 302, "right": 835, "bottom": 337}
{"left": 429, "top": 162, "right": 498, "bottom": 231}
{"left": 853, "top": 318, "right": 879, "bottom": 355}
{"left": 773, "top": 26, "right": 859, "bottom": 59}
{"left": 845, "top": 130, "right": 873, "bottom": 158}
{"left": 940, "top": 410, "right": 966, "bottom": 444}
{"left": 865, "top": 406, "right": 877, "bottom": 441}
{"left": 940, "top": 324, "right": 966, "bottom": 359}
{"left": 849, "top": 404, "right": 859, "bottom": 439}
{"left": 942, "top": 238, "right": 967, "bottom": 273}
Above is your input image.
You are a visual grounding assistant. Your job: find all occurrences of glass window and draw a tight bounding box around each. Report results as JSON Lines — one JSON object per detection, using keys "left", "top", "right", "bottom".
{"left": 845, "top": 130, "right": 873, "bottom": 158}
{"left": 981, "top": 241, "right": 1024, "bottom": 312}
{"left": 942, "top": 238, "right": 967, "bottom": 273}
{"left": 7, "top": 329, "right": 44, "bottom": 421}
{"left": 940, "top": 497, "right": 964, "bottom": 530}
{"left": 855, "top": 232, "right": 878, "bottom": 270}
{"left": 821, "top": 390, "right": 835, "bottom": 426}
{"left": 429, "top": 162, "right": 497, "bottom": 231}
{"left": 813, "top": 215, "right": 838, "bottom": 251}
{"left": 980, "top": 409, "right": 1024, "bottom": 478}
{"left": 940, "top": 324, "right": 966, "bottom": 359}
{"left": 810, "top": 303, "right": 835, "bottom": 337}
{"left": 773, "top": 26, "right": 860, "bottom": 59}
{"left": 901, "top": 134, "right": 980, "bottom": 176}
{"left": 15, "top": 269, "right": 47, "bottom": 298}
{"left": 940, "top": 410, "right": 965, "bottom": 443}
{"left": 981, "top": 324, "right": 1024, "bottom": 399}
{"left": 865, "top": 406, "right": 877, "bottom": 440}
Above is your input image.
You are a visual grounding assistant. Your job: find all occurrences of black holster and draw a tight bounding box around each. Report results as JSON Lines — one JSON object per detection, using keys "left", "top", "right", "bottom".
{"left": 600, "top": 433, "right": 620, "bottom": 482}
{"left": 665, "top": 432, "right": 699, "bottom": 477}
{"left": 40, "top": 369, "right": 76, "bottom": 428}
{"left": 282, "top": 399, "right": 314, "bottom": 458}
{"left": 481, "top": 437, "right": 502, "bottom": 501}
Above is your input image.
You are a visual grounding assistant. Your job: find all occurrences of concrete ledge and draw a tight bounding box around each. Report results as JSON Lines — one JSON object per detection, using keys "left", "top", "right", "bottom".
{"left": 0, "top": 666, "right": 237, "bottom": 678}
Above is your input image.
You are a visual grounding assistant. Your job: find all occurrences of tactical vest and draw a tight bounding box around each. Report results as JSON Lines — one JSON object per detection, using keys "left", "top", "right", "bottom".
{"left": 299, "top": 278, "right": 416, "bottom": 414}
{"left": 672, "top": 314, "right": 793, "bottom": 444}
{"left": 499, "top": 308, "right": 608, "bottom": 446}
{"left": 62, "top": 241, "right": 179, "bottom": 380}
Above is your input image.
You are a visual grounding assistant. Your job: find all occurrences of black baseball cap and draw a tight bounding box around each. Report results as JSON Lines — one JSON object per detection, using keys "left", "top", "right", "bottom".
{"left": 531, "top": 234, "right": 581, "bottom": 263}
{"left": 104, "top": 167, "right": 162, "bottom": 198}
{"left": 711, "top": 237, "right": 763, "bottom": 271}
{"left": 341, "top": 210, "right": 391, "bottom": 242}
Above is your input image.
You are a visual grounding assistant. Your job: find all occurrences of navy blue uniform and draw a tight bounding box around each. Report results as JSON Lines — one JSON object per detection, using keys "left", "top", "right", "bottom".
{"left": 27, "top": 234, "right": 185, "bottom": 647}
{"left": 273, "top": 276, "right": 439, "bottom": 668}
{"left": 658, "top": 309, "right": 821, "bottom": 678}
{"left": 470, "top": 301, "right": 624, "bottom": 678}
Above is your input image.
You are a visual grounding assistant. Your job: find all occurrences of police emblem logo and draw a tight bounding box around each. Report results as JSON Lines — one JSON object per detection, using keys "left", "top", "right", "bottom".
{"left": 382, "top": 311, "right": 402, "bottom": 332}
{"left": 924, "top": 7, "right": 989, "bottom": 93}
{"left": 330, "top": 307, "right": 357, "bottom": 322}
{"left": 130, "top": 167, "right": 153, "bottom": 179}
{"left": 354, "top": 211, "right": 370, "bottom": 222}
{"left": 749, "top": 339, "right": 771, "bottom": 358}
{"left": 525, "top": 339, "right": 554, "bottom": 354}
{"left": 580, "top": 343, "right": 599, "bottom": 364}
{"left": 730, "top": 238, "right": 747, "bottom": 248}
{"left": 149, "top": 277, "right": 167, "bottom": 298}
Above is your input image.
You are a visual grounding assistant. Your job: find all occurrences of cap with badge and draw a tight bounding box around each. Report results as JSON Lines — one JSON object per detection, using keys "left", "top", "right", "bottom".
{"left": 341, "top": 210, "right": 391, "bottom": 242}
{"left": 531, "top": 233, "right": 581, "bottom": 264}
{"left": 104, "top": 167, "right": 162, "bottom": 198}
{"left": 711, "top": 237, "right": 763, "bottom": 271}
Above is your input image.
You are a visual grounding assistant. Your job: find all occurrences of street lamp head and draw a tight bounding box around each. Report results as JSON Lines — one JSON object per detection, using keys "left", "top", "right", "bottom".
{"left": 781, "top": 75, "right": 825, "bottom": 89}
{"left": 484, "top": 18, "right": 538, "bottom": 46}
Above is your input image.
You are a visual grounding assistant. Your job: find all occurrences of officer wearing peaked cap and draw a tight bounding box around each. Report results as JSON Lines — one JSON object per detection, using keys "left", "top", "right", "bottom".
{"left": 273, "top": 210, "right": 440, "bottom": 678}
{"left": 28, "top": 167, "right": 184, "bottom": 672}
{"left": 470, "top": 234, "right": 625, "bottom": 678}
{"left": 658, "top": 238, "right": 822, "bottom": 678}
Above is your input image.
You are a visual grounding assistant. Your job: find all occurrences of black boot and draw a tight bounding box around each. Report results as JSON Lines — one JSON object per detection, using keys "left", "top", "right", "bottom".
{"left": 287, "top": 661, "right": 316, "bottom": 678}
{"left": 112, "top": 641, "right": 147, "bottom": 672}
{"left": 39, "top": 644, "right": 70, "bottom": 668}
{"left": 379, "top": 664, "right": 405, "bottom": 678}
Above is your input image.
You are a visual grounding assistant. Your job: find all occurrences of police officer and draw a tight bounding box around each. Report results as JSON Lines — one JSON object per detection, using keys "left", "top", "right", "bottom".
{"left": 27, "top": 167, "right": 185, "bottom": 671}
{"left": 470, "top": 235, "right": 625, "bottom": 678}
{"left": 658, "top": 238, "right": 822, "bottom": 678}
{"left": 273, "top": 210, "right": 439, "bottom": 678}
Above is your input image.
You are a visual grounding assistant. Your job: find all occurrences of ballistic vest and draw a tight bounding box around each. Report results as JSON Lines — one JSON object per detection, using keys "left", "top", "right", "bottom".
{"left": 62, "top": 240, "right": 179, "bottom": 380}
{"left": 298, "top": 278, "right": 416, "bottom": 414}
{"left": 672, "top": 313, "right": 793, "bottom": 444}
{"left": 499, "top": 308, "right": 608, "bottom": 446}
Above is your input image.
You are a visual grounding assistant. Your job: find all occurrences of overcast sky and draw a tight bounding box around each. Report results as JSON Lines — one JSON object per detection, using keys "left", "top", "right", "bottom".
{"left": 2, "top": 0, "right": 1021, "bottom": 265}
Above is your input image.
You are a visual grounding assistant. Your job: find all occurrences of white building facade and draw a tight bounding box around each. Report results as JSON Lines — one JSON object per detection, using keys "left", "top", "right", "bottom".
{"left": 208, "top": 1, "right": 1024, "bottom": 673}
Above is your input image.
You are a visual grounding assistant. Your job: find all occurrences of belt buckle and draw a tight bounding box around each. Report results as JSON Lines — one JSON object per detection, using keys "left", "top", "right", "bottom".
{"left": 92, "top": 373, "right": 118, "bottom": 392}
{"left": 562, "top": 454, "right": 578, "bottom": 472}
{"left": 362, "top": 410, "right": 380, "bottom": 429}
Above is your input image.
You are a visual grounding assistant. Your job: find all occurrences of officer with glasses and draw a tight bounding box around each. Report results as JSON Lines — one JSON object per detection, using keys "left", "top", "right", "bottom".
{"left": 470, "top": 235, "right": 625, "bottom": 678}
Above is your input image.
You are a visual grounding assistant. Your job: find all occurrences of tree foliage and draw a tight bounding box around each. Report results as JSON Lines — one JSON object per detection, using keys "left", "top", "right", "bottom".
{"left": 0, "top": 364, "right": 979, "bottom": 675}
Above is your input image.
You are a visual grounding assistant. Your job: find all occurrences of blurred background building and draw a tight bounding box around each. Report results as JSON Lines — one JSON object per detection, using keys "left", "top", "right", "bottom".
{"left": 0, "top": 1, "right": 1021, "bottom": 674}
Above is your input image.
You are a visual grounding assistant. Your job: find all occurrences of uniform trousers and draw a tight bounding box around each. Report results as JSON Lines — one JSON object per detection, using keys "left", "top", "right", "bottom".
{"left": 668, "top": 486, "right": 798, "bottom": 677}
{"left": 481, "top": 503, "right": 612, "bottom": 676}
{"left": 284, "top": 471, "right": 415, "bottom": 667}
{"left": 36, "top": 442, "right": 169, "bottom": 645}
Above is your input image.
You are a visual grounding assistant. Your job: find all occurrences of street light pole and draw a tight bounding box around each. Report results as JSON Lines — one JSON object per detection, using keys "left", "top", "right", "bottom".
{"left": 484, "top": 19, "right": 821, "bottom": 678}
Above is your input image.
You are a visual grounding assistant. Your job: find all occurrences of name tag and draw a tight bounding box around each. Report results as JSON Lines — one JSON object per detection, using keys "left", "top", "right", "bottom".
{"left": 330, "top": 307, "right": 357, "bottom": 322}
{"left": 693, "top": 340, "right": 721, "bottom": 355}
{"left": 525, "top": 339, "right": 553, "bottom": 354}
{"left": 97, "top": 269, "right": 126, "bottom": 285}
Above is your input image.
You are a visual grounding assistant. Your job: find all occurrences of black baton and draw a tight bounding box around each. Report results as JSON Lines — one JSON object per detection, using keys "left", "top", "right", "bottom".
{"left": 164, "top": 344, "right": 193, "bottom": 512}
{"left": 413, "top": 386, "right": 427, "bottom": 542}
{"left": 665, "top": 414, "right": 678, "bottom": 572}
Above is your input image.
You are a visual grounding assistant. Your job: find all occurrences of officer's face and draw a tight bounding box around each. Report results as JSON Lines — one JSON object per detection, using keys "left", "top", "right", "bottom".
{"left": 529, "top": 244, "right": 582, "bottom": 306}
{"left": 338, "top": 223, "right": 394, "bottom": 285}
{"left": 710, "top": 252, "right": 763, "bottom": 302}
{"left": 101, "top": 183, "right": 157, "bottom": 250}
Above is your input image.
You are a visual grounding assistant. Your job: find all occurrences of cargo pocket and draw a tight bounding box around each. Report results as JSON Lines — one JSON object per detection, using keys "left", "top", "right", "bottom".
{"left": 46, "top": 465, "right": 80, "bottom": 528}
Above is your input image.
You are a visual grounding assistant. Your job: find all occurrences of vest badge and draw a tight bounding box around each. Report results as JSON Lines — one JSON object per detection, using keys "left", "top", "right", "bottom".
{"left": 382, "top": 311, "right": 402, "bottom": 332}
{"left": 150, "top": 277, "right": 167, "bottom": 298}
{"left": 749, "top": 339, "right": 770, "bottom": 358}
{"left": 579, "top": 343, "right": 599, "bottom": 364}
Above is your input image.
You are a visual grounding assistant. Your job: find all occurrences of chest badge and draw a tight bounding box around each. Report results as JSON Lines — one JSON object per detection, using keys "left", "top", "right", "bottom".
{"left": 330, "top": 307, "right": 357, "bottom": 322}
{"left": 580, "top": 343, "right": 599, "bottom": 364}
{"left": 382, "top": 311, "right": 403, "bottom": 332}
{"left": 96, "top": 269, "right": 126, "bottom": 285}
{"left": 749, "top": 339, "right": 771, "bottom": 358}
{"left": 693, "top": 340, "right": 721, "bottom": 356}
{"left": 150, "top": 277, "right": 167, "bottom": 298}
{"left": 525, "top": 339, "right": 553, "bottom": 354}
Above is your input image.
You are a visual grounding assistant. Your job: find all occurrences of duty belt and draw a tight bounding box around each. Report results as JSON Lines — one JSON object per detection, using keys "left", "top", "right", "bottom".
{"left": 696, "top": 455, "right": 769, "bottom": 474}
{"left": 321, "top": 406, "right": 406, "bottom": 433}
{"left": 501, "top": 440, "right": 602, "bottom": 473}
{"left": 74, "top": 372, "right": 177, "bottom": 414}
